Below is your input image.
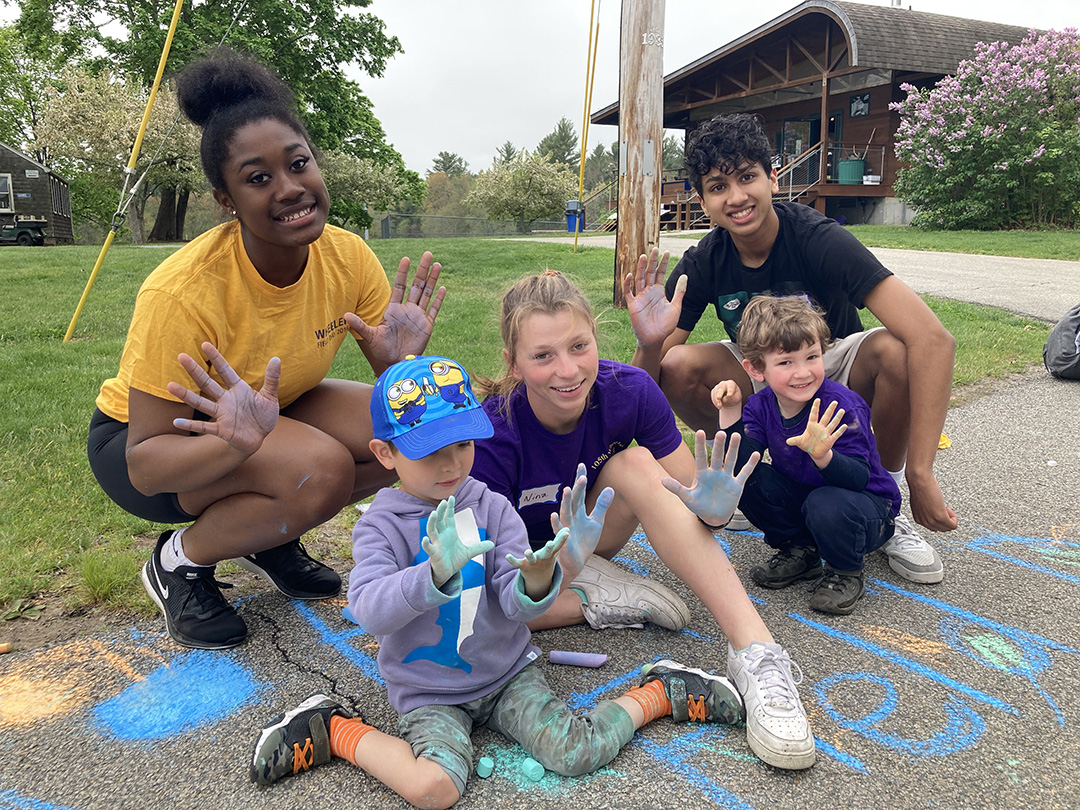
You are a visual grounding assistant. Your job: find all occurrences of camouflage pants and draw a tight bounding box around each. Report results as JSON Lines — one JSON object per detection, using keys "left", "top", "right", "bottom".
{"left": 398, "top": 662, "right": 635, "bottom": 794}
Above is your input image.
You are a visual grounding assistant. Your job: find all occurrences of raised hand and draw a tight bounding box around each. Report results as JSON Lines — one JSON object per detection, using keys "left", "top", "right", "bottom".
{"left": 345, "top": 251, "right": 447, "bottom": 368}
{"left": 421, "top": 496, "right": 495, "bottom": 588}
{"left": 506, "top": 527, "right": 569, "bottom": 597}
{"left": 785, "top": 398, "right": 848, "bottom": 465}
{"left": 662, "top": 430, "right": 760, "bottom": 527}
{"left": 623, "top": 248, "right": 686, "bottom": 350}
{"left": 167, "top": 342, "right": 279, "bottom": 456}
{"left": 711, "top": 380, "right": 743, "bottom": 413}
{"left": 549, "top": 463, "right": 614, "bottom": 578}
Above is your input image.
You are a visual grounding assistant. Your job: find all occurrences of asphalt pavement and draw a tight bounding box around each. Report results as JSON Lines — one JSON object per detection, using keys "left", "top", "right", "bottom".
{"left": 2, "top": 240, "right": 1079, "bottom": 810}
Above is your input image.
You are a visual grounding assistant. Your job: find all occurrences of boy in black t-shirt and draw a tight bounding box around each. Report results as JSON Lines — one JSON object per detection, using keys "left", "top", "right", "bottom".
{"left": 625, "top": 113, "right": 954, "bottom": 584}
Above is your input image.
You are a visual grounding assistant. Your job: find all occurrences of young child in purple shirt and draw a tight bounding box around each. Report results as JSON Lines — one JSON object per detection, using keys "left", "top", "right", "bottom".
{"left": 714, "top": 295, "right": 902, "bottom": 615}
{"left": 248, "top": 354, "right": 744, "bottom": 807}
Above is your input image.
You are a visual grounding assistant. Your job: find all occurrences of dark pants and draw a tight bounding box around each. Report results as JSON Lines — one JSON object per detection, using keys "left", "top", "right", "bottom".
{"left": 740, "top": 463, "right": 895, "bottom": 572}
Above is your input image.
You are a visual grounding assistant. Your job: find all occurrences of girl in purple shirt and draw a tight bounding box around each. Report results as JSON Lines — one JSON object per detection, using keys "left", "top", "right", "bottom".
{"left": 469, "top": 270, "right": 816, "bottom": 771}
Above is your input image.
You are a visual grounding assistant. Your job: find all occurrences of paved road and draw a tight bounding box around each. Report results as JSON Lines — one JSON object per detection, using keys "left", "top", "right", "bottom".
{"left": 523, "top": 233, "right": 1080, "bottom": 322}
{"left": 2, "top": 244, "right": 1079, "bottom": 810}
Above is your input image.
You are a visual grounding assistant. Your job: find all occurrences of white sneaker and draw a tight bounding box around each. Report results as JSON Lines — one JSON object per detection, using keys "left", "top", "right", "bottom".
{"left": 881, "top": 514, "right": 944, "bottom": 584}
{"left": 727, "top": 642, "right": 816, "bottom": 770}
{"left": 571, "top": 555, "right": 691, "bottom": 631}
{"left": 726, "top": 509, "right": 753, "bottom": 531}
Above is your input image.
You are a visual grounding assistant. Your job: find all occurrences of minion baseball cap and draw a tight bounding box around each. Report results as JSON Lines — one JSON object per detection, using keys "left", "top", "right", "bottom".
{"left": 370, "top": 355, "right": 493, "bottom": 460}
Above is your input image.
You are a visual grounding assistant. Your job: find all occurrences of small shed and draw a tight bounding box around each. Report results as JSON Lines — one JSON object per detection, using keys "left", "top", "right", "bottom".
{"left": 0, "top": 141, "right": 74, "bottom": 244}
{"left": 592, "top": 0, "right": 1034, "bottom": 226}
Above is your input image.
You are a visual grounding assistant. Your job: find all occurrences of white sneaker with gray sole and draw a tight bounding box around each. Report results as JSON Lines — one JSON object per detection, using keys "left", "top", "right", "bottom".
{"left": 572, "top": 555, "right": 691, "bottom": 631}
{"left": 881, "top": 514, "right": 944, "bottom": 583}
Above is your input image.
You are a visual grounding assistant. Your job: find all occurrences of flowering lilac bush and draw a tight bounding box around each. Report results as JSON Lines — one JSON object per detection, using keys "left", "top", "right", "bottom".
{"left": 892, "top": 29, "right": 1080, "bottom": 230}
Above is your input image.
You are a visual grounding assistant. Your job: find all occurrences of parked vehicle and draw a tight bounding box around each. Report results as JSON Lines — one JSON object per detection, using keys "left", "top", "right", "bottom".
{"left": 0, "top": 214, "right": 47, "bottom": 246}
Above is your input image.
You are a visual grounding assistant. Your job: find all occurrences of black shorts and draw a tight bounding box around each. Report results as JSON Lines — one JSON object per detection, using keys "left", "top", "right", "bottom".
{"left": 87, "top": 409, "right": 196, "bottom": 524}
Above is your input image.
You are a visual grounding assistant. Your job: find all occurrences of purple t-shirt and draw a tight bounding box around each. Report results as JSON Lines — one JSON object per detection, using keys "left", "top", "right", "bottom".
{"left": 743, "top": 376, "right": 901, "bottom": 515}
{"left": 472, "top": 360, "right": 685, "bottom": 549}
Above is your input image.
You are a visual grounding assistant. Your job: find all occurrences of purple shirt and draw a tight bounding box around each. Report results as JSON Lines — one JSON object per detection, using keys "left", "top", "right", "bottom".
{"left": 472, "top": 360, "right": 685, "bottom": 548}
{"left": 743, "top": 377, "right": 901, "bottom": 515}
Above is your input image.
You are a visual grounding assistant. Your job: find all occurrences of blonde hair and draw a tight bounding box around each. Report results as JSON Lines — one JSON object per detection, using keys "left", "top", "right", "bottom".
{"left": 474, "top": 270, "right": 597, "bottom": 408}
{"left": 737, "top": 295, "right": 833, "bottom": 372}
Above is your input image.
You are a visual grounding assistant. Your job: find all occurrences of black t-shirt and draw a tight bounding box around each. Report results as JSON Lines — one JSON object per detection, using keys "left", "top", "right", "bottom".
{"left": 666, "top": 202, "right": 892, "bottom": 341}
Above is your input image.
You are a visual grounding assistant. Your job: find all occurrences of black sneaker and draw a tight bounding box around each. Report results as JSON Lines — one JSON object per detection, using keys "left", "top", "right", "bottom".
{"left": 236, "top": 539, "right": 341, "bottom": 600}
{"left": 750, "top": 546, "right": 823, "bottom": 590}
{"left": 640, "top": 659, "right": 745, "bottom": 724}
{"left": 809, "top": 569, "right": 865, "bottom": 615}
{"left": 250, "top": 694, "right": 350, "bottom": 786}
{"left": 141, "top": 530, "right": 247, "bottom": 649}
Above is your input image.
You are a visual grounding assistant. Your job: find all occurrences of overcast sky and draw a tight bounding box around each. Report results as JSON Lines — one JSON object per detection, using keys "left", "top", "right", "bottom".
{"left": 359, "top": 0, "right": 1075, "bottom": 176}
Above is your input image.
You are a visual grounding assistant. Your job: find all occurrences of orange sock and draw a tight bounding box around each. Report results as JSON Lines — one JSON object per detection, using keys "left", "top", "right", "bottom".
{"left": 622, "top": 679, "right": 672, "bottom": 724}
{"left": 329, "top": 714, "right": 375, "bottom": 765}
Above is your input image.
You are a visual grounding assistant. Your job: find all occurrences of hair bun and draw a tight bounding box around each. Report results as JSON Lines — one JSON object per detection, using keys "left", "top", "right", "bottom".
{"left": 176, "top": 46, "right": 294, "bottom": 128}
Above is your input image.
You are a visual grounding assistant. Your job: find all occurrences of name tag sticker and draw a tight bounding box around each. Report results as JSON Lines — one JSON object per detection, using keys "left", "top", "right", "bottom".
{"left": 518, "top": 484, "right": 560, "bottom": 509}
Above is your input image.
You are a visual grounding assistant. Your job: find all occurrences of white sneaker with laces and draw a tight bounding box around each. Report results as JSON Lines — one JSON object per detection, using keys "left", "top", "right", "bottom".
{"left": 571, "top": 555, "right": 691, "bottom": 631}
{"left": 727, "top": 641, "right": 816, "bottom": 770}
{"left": 726, "top": 509, "right": 753, "bottom": 531}
{"left": 881, "top": 514, "right": 944, "bottom": 583}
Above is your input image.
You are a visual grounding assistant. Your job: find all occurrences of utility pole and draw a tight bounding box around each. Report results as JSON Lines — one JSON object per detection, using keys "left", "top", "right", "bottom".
{"left": 613, "top": 0, "right": 665, "bottom": 307}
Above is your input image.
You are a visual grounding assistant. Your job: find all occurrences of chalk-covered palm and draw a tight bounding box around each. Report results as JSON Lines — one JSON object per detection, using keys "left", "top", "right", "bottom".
{"left": 506, "top": 527, "right": 569, "bottom": 596}
{"left": 662, "top": 431, "right": 761, "bottom": 528}
{"left": 168, "top": 342, "right": 280, "bottom": 456}
{"left": 786, "top": 398, "right": 848, "bottom": 465}
{"left": 421, "top": 496, "right": 495, "bottom": 588}
{"left": 549, "top": 463, "right": 614, "bottom": 581}
{"left": 344, "top": 251, "right": 446, "bottom": 370}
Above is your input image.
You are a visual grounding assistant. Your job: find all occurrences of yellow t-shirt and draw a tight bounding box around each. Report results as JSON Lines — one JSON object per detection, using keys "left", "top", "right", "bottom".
{"left": 96, "top": 222, "right": 390, "bottom": 422}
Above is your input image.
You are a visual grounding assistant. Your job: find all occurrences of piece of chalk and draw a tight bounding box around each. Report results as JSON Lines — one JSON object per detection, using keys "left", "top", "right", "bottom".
{"left": 549, "top": 650, "right": 608, "bottom": 668}
{"left": 476, "top": 756, "right": 494, "bottom": 778}
{"left": 341, "top": 605, "right": 359, "bottom": 625}
{"left": 521, "top": 757, "right": 545, "bottom": 781}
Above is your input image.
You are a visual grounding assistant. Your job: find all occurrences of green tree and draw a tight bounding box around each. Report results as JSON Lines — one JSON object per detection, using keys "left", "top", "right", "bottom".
{"left": 0, "top": 25, "right": 46, "bottom": 155}
{"left": 14, "top": 0, "right": 408, "bottom": 239}
{"left": 584, "top": 141, "right": 618, "bottom": 190}
{"left": 537, "top": 117, "right": 578, "bottom": 167}
{"left": 495, "top": 140, "right": 517, "bottom": 165}
{"left": 893, "top": 29, "right": 1080, "bottom": 229}
{"left": 663, "top": 134, "right": 684, "bottom": 173}
{"left": 428, "top": 151, "right": 469, "bottom": 178}
{"left": 464, "top": 150, "right": 576, "bottom": 229}
{"left": 36, "top": 65, "right": 201, "bottom": 243}
{"left": 321, "top": 149, "right": 423, "bottom": 230}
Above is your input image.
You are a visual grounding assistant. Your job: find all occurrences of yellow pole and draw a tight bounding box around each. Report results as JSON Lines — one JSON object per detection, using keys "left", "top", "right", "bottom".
{"left": 574, "top": 0, "right": 600, "bottom": 253}
{"left": 64, "top": 0, "right": 187, "bottom": 342}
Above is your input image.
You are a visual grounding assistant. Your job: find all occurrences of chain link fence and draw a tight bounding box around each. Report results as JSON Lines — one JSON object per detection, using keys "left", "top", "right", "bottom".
{"left": 373, "top": 213, "right": 603, "bottom": 240}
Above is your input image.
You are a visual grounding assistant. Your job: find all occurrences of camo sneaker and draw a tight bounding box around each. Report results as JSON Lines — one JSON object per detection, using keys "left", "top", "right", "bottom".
{"left": 141, "top": 531, "right": 247, "bottom": 650}
{"left": 640, "top": 659, "right": 745, "bottom": 723}
{"left": 750, "top": 545, "right": 822, "bottom": 589}
{"left": 573, "top": 555, "right": 691, "bottom": 631}
{"left": 250, "top": 694, "right": 351, "bottom": 786}
{"left": 809, "top": 569, "right": 865, "bottom": 615}
{"left": 237, "top": 539, "right": 341, "bottom": 599}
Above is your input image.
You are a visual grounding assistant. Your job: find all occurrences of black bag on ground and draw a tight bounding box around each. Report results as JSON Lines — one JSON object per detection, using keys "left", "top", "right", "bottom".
{"left": 1043, "top": 302, "right": 1080, "bottom": 380}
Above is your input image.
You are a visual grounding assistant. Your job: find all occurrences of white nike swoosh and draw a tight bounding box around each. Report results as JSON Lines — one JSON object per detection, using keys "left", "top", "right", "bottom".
{"left": 153, "top": 561, "right": 170, "bottom": 599}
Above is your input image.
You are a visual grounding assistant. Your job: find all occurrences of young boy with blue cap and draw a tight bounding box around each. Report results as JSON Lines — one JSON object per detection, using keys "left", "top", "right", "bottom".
{"left": 249, "top": 355, "right": 745, "bottom": 807}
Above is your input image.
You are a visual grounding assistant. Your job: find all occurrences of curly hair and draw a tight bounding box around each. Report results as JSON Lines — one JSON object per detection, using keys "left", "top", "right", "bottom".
{"left": 175, "top": 47, "right": 314, "bottom": 191}
{"left": 685, "top": 114, "right": 773, "bottom": 195}
{"left": 736, "top": 295, "right": 833, "bottom": 372}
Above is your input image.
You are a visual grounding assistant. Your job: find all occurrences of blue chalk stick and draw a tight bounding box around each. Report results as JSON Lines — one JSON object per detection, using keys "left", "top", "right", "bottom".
{"left": 548, "top": 650, "right": 608, "bottom": 667}
{"left": 521, "top": 757, "right": 545, "bottom": 781}
{"left": 341, "top": 605, "right": 358, "bottom": 625}
{"left": 476, "top": 756, "right": 494, "bottom": 778}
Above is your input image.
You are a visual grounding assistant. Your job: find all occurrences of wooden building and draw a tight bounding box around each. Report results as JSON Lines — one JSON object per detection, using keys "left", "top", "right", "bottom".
{"left": 0, "top": 142, "right": 74, "bottom": 244}
{"left": 592, "top": 0, "right": 1033, "bottom": 226}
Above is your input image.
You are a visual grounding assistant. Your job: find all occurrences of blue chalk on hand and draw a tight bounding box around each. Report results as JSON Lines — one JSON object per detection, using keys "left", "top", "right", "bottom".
{"left": 476, "top": 756, "right": 494, "bottom": 778}
{"left": 521, "top": 757, "right": 545, "bottom": 781}
{"left": 549, "top": 649, "right": 608, "bottom": 668}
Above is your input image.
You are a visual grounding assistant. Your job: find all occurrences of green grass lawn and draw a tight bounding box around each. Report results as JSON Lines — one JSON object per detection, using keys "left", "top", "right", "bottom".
{"left": 0, "top": 236, "right": 1051, "bottom": 614}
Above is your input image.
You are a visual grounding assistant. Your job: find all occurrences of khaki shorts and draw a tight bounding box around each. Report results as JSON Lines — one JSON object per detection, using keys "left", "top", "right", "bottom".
{"left": 723, "top": 326, "right": 884, "bottom": 393}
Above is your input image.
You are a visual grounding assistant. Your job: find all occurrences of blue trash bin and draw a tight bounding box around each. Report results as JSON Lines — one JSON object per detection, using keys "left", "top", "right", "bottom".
{"left": 565, "top": 200, "right": 584, "bottom": 233}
